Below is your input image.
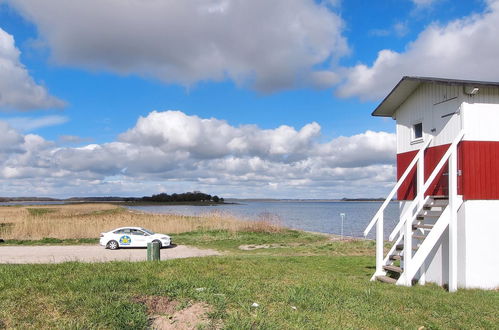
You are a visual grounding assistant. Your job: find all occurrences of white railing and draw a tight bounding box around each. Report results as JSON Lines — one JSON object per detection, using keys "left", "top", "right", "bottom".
{"left": 364, "top": 137, "right": 432, "bottom": 277}
{"left": 365, "top": 130, "right": 464, "bottom": 289}
{"left": 397, "top": 130, "right": 464, "bottom": 289}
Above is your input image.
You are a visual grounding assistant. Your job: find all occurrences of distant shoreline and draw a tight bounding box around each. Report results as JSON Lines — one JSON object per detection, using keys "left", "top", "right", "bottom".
{"left": 0, "top": 198, "right": 389, "bottom": 204}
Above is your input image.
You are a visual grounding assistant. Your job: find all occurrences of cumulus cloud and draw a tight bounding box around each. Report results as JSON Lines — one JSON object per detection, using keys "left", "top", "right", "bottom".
{"left": 0, "top": 112, "right": 396, "bottom": 198}
{"left": 7, "top": 0, "right": 348, "bottom": 92}
{"left": 0, "top": 28, "right": 65, "bottom": 110}
{"left": 119, "top": 111, "right": 321, "bottom": 161}
{"left": 336, "top": 0, "right": 499, "bottom": 100}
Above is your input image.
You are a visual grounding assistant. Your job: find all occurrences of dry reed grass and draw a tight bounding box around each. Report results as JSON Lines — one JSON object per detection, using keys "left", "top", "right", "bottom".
{"left": 0, "top": 203, "right": 283, "bottom": 240}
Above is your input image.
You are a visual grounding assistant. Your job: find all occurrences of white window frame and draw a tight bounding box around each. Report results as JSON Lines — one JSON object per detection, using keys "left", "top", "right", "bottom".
{"left": 411, "top": 121, "right": 424, "bottom": 144}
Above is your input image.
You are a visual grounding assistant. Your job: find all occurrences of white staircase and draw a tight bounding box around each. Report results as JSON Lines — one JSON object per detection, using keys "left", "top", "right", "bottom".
{"left": 364, "top": 130, "right": 464, "bottom": 292}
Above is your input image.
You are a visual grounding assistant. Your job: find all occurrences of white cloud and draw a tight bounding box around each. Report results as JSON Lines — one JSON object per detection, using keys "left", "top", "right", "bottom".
{"left": 58, "top": 135, "right": 93, "bottom": 144}
{"left": 0, "top": 121, "right": 24, "bottom": 152}
{"left": 336, "top": 0, "right": 499, "bottom": 100}
{"left": 0, "top": 111, "right": 396, "bottom": 198}
{"left": 7, "top": 0, "right": 348, "bottom": 92}
{"left": 0, "top": 28, "right": 65, "bottom": 110}
{"left": 5, "top": 115, "right": 68, "bottom": 132}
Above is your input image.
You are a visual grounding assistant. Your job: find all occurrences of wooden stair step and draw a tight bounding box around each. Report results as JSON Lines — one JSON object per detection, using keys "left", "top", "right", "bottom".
{"left": 376, "top": 275, "right": 397, "bottom": 284}
{"left": 417, "top": 214, "right": 441, "bottom": 220}
{"left": 424, "top": 204, "right": 447, "bottom": 210}
{"left": 389, "top": 255, "right": 402, "bottom": 260}
{"left": 383, "top": 265, "right": 403, "bottom": 273}
{"left": 413, "top": 224, "right": 434, "bottom": 230}
{"left": 396, "top": 244, "right": 419, "bottom": 251}
{"left": 418, "top": 211, "right": 442, "bottom": 217}
{"left": 413, "top": 234, "right": 426, "bottom": 240}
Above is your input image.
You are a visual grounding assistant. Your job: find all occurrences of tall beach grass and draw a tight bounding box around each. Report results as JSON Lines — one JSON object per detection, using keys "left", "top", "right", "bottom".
{"left": 0, "top": 203, "right": 282, "bottom": 240}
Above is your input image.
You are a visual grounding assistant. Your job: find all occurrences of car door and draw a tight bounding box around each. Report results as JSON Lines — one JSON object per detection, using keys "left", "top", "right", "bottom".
{"left": 130, "top": 229, "right": 148, "bottom": 247}
{"left": 117, "top": 228, "right": 133, "bottom": 247}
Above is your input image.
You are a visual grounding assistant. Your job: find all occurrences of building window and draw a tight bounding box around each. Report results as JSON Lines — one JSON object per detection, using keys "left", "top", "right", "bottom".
{"left": 413, "top": 122, "right": 423, "bottom": 140}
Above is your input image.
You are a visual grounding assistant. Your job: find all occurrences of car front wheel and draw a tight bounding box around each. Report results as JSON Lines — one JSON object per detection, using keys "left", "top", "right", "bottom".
{"left": 107, "top": 240, "right": 119, "bottom": 250}
{"left": 152, "top": 240, "right": 162, "bottom": 249}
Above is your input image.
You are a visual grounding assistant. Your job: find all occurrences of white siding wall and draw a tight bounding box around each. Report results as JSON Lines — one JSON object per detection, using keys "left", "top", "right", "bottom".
{"left": 458, "top": 201, "right": 499, "bottom": 289}
{"left": 395, "top": 83, "right": 463, "bottom": 154}
{"left": 462, "top": 87, "right": 499, "bottom": 141}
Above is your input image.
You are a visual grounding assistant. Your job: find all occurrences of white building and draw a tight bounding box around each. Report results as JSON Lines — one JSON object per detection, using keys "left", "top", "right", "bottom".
{"left": 364, "top": 76, "right": 499, "bottom": 291}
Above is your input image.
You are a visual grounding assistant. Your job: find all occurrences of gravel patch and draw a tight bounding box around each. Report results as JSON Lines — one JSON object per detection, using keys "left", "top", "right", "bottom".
{"left": 0, "top": 245, "right": 221, "bottom": 264}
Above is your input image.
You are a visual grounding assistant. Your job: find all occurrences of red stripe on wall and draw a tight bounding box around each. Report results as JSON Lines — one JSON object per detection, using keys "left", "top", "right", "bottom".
{"left": 397, "top": 150, "right": 417, "bottom": 200}
{"left": 398, "top": 141, "right": 499, "bottom": 200}
{"left": 397, "top": 144, "right": 451, "bottom": 200}
{"left": 460, "top": 141, "right": 499, "bottom": 200}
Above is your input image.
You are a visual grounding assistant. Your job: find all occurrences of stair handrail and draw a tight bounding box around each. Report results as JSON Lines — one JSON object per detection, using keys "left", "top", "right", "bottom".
{"left": 388, "top": 195, "right": 429, "bottom": 241}
{"left": 396, "top": 130, "right": 465, "bottom": 287}
{"left": 389, "top": 130, "right": 465, "bottom": 241}
{"left": 364, "top": 137, "right": 432, "bottom": 237}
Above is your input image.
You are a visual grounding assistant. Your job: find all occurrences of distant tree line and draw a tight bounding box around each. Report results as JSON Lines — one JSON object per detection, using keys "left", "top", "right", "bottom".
{"left": 0, "top": 192, "right": 225, "bottom": 203}
{"left": 139, "top": 191, "right": 224, "bottom": 203}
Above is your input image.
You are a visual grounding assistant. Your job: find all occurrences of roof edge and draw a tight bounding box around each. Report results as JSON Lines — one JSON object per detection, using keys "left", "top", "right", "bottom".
{"left": 372, "top": 76, "right": 499, "bottom": 118}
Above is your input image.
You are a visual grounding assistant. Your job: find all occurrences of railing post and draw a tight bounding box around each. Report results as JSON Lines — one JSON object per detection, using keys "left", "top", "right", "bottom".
{"left": 417, "top": 150, "right": 426, "bottom": 285}
{"left": 402, "top": 210, "right": 412, "bottom": 286}
{"left": 375, "top": 214, "right": 384, "bottom": 276}
{"left": 417, "top": 148, "right": 425, "bottom": 209}
{"left": 448, "top": 143, "right": 458, "bottom": 292}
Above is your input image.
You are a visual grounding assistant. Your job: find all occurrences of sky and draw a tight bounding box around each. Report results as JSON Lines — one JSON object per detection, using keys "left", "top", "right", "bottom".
{"left": 0, "top": 0, "right": 496, "bottom": 199}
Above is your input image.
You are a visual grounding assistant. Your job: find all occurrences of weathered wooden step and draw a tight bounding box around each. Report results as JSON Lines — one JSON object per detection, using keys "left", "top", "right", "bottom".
{"left": 413, "top": 234, "right": 426, "bottom": 240}
{"left": 396, "top": 244, "right": 419, "bottom": 251}
{"left": 389, "top": 255, "right": 402, "bottom": 260}
{"left": 419, "top": 211, "right": 442, "bottom": 217}
{"left": 413, "top": 224, "right": 434, "bottom": 230}
{"left": 383, "top": 265, "right": 403, "bottom": 273}
{"left": 417, "top": 212, "right": 442, "bottom": 220}
{"left": 423, "top": 204, "right": 447, "bottom": 210}
{"left": 377, "top": 275, "right": 397, "bottom": 284}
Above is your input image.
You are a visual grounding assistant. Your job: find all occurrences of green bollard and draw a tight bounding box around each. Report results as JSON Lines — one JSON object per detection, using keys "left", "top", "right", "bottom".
{"left": 147, "top": 242, "right": 161, "bottom": 261}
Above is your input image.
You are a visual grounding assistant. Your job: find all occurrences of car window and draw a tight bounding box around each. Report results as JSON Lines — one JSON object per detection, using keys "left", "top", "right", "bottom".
{"left": 131, "top": 229, "right": 146, "bottom": 236}
{"left": 114, "top": 228, "right": 131, "bottom": 234}
{"left": 142, "top": 228, "right": 155, "bottom": 235}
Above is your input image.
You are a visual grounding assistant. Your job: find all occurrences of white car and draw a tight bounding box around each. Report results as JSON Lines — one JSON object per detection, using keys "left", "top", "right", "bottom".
{"left": 100, "top": 227, "right": 172, "bottom": 250}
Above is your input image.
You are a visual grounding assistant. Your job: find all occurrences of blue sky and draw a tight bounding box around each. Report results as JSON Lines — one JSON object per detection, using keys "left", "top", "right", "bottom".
{"left": 0, "top": 0, "right": 496, "bottom": 198}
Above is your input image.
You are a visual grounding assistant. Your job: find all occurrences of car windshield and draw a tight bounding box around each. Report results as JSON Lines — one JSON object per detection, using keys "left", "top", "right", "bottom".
{"left": 141, "top": 228, "right": 155, "bottom": 235}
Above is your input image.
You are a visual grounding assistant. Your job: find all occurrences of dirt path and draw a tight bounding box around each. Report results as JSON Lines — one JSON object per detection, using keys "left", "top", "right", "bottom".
{"left": 0, "top": 245, "right": 221, "bottom": 264}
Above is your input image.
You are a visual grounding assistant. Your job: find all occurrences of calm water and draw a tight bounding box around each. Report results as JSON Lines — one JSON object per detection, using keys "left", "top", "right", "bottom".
{"left": 128, "top": 201, "right": 400, "bottom": 239}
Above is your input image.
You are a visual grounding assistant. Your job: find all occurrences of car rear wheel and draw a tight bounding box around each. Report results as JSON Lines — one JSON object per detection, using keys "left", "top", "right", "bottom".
{"left": 107, "top": 240, "right": 119, "bottom": 250}
{"left": 152, "top": 240, "right": 162, "bottom": 249}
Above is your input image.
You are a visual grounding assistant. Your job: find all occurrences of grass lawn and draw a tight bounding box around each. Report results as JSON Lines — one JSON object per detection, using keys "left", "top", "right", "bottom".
{"left": 0, "top": 230, "right": 497, "bottom": 329}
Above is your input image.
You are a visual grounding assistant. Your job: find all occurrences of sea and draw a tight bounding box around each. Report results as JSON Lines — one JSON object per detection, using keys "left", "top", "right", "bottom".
{"left": 127, "top": 200, "right": 400, "bottom": 239}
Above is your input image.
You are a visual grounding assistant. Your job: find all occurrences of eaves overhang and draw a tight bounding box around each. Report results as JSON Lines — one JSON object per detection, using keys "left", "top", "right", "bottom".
{"left": 372, "top": 76, "right": 499, "bottom": 118}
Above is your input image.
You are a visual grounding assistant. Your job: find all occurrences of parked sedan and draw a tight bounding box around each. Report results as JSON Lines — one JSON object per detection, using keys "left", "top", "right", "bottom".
{"left": 100, "top": 227, "right": 172, "bottom": 250}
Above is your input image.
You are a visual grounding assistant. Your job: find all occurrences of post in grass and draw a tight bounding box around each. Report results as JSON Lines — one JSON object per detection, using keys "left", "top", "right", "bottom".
{"left": 147, "top": 241, "right": 161, "bottom": 261}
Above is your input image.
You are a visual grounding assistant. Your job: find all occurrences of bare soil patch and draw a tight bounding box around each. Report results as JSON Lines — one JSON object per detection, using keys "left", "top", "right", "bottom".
{"left": 135, "top": 295, "right": 213, "bottom": 330}
{"left": 239, "top": 243, "right": 291, "bottom": 250}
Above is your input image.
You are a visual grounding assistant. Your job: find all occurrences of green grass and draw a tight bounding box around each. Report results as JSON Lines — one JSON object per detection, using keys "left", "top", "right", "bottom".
{"left": 27, "top": 208, "right": 58, "bottom": 216}
{"left": 0, "top": 229, "right": 388, "bottom": 256}
{"left": 0, "top": 238, "right": 99, "bottom": 245}
{"left": 0, "top": 230, "right": 497, "bottom": 328}
{"left": 0, "top": 256, "right": 497, "bottom": 329}
{"left": 174, "top": 229, "right": 377, "bottom": 256}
